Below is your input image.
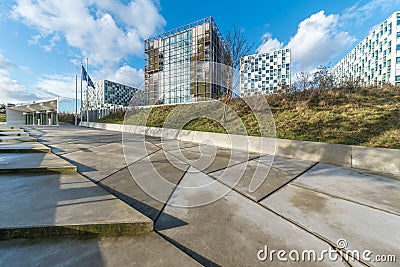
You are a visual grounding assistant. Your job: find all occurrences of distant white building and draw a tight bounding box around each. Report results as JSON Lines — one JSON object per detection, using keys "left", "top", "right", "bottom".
{"left": 240, "top": 48, "right": 291, "bottom": 97}
{"left": 6, "top": 99, "right": 58, "bottom": 126}
{"left": 333, "top": 11, "right": 400, "bottom": 86}
{"left": 83, "top": 79, "right": 138, "bottom": 109}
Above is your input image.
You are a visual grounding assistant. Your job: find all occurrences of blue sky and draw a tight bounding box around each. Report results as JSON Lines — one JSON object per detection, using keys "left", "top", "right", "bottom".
{"left": 1, "top": 0, "right": 400, "bottom": 104}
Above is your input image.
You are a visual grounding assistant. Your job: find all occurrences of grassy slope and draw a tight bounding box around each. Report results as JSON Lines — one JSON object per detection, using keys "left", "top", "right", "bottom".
{"left": 0, "top": 114, "right": 5, "bottom": 122}
{"left": 97, "top": 86, "right": 400, "bottom": 149}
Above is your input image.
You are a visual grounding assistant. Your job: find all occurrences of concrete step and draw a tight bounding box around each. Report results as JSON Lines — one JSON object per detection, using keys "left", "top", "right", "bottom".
{"left": 0, "top": 128, "right": 22, "bottom": 132}
{"left": 0, "top": 142, "right": 51, "bottom": 153}
{"left": 0, "top": 173, "right": 153, "bottom": 240}
{"left": 0, "top": 136, "right": 37, "bottom": 142}
{"left": 0, "top": 153, "right": 77, "bottom": 174}
{"left": 0, "top": 132, "right": 29, "bottom": 136}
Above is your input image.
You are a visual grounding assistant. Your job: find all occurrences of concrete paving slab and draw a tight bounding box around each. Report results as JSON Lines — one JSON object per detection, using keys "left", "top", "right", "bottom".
{"left": 0, "top": 153, "right": 77, "bottom": 174}
{"left": 0, "top": 234, "right": 201, "bottom": 266}
{"left": 0, "top": 142, "right": 51, "bottom": 153}
{"left": 0, "top": 136, "right": 37, "bottom": 142}
{"left": 260, "top": 184, "right": 400, "bottom": 266}
{"left": 99, "top": 167, "right": 166, "bottom": 221}
{"left": 63, "top": 142, "right": 159, "bottom": 182}
{"left": 156, "top": 168, "right": 346, "bottom": 266}
{"left": 173, "top": 145, "right": 259, "bottom": 174}
{"left": 291, "top": 163, "right": 400, "bottom": 215}
{"left": 209, "top": 160, "right": 298, "bottom": 201}
{"left": 0, "top": 132, "right": 29, "bottom": 136}
{"left": 0, "top": 173, "right": 153, "bottom": 240}
{"left": 47, "top": 142, "right": 105, "bottom": 155}
{"left": 257, "top": 155, "right": 316, "bottom": 175}
{"left": 100, "top": 150, "right": 189, "bottom": 220}
{"left": 65, "top": 135, "right": 122, "bottom": 145}
{"left": 103, "top": 150, "right": 191, "bottom": 218}
{"left": 146, "top": 138, "right": 202, "bottom": 151}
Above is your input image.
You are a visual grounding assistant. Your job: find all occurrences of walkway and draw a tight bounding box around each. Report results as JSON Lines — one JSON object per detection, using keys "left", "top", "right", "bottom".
{"left": 0, "top": 125, "right": 398, "bottom": 266}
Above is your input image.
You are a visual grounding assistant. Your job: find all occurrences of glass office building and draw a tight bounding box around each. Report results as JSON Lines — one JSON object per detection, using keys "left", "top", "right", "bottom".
{"left": 240, "top": 48, "right": 291, "bottom": 97}
{"left": 144, "top": 17, "right": 229, "bottom": 105}
{"left": 333, "top": 12, "right": 400, "bottom": 86}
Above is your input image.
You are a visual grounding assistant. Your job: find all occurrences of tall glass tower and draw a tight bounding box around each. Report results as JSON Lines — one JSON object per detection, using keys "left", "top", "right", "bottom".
{"left": 144, "top": 17, "right": 229, "bottom": 105}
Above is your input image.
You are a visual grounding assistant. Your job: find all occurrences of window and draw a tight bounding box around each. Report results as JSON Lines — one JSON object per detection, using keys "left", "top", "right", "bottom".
{"left": 395, "top": 76, "right": 400, "bottom": 82}
{"left": 397, "top": 44, "right": 400, "bottom": 50}
{"left": 396, "top": 57, "right": 400, "bottom": 63}
{"left": 397, "top": 32, "right": 400, "bottom": 38}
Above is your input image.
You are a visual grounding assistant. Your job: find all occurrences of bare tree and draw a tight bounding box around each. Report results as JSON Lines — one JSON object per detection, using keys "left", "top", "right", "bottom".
{"left": 222, "top": 26, "right": 253, "bottom": 122}
{"left": 0, "top": 103, "right": 5, "bottom": 114}
{"left": 293, "top": 71, "right": 312, "bottom": 91}
{"left": 225, "top": 26, "right": 253, "bottom": 73}
{"left": 312, "top": 65, "right": 334, "bottom": 90}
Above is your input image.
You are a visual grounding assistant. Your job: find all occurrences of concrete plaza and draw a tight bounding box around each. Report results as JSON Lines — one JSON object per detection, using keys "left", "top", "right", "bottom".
{"left": 0, "top": 125, "right": 399, "bottom": 266}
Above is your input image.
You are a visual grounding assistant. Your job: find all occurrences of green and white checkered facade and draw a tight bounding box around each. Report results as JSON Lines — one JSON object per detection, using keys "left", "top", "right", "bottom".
{"left": 333, "top": 12, "right": 400, "bottom": 86}
{"left": 240, "top": 48, "right": 291, "bottom": 96}
{"left": 84, "top": 80, "right": 138, "bottom": 109}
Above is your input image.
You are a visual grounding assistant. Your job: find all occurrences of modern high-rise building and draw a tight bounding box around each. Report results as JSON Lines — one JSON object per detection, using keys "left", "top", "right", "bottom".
{"left": 240, "top": 48, "right": 291, "bottom": 97}
{"left": 333, "top": 11, "right": 400, "bottom": 86}
{"left": 144, "top": 17, "right": 229, "bottom": 105}
{"left": 84, "top": 79, "right": 138, "bottom": 109}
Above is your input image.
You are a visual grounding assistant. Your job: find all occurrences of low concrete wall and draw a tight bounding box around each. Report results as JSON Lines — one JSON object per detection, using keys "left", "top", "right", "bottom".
{"left": 80, "top": 122, "right": 399, "bottom": 177}
{"left": 351, "top": 146, "right": 400, "bottom": 176}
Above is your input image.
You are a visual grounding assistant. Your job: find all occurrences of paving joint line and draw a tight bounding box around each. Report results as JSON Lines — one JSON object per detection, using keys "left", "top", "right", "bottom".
{"left": 152, "top": 164, "right": 190, "bottom": 224}
{"left": 166, "top": 159, "right": 359, "bottom": 266}
{"left": 95, "top": 147, "right": 162, "bottom": 184}
{"left": 256, "top": 162, "right": 319, "bottom": 203}
{"left": 148, "top": 155, "right": 215, "bottom": 266}
{"left": 203, "top": 165, "right": 364, "bottom": 266}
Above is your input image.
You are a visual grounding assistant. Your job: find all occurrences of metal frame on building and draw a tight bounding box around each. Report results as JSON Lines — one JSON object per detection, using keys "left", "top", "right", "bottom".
{"left": 144, "top": 16, "right": 229, "bottom": 105}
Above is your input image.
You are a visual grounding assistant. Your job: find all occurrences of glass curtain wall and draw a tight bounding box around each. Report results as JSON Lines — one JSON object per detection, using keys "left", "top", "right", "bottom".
{"left": 145, "top": 17, "right": 228, "bottom": 105}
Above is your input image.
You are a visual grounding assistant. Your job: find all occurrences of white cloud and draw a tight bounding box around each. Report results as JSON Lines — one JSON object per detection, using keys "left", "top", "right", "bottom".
{"left": 11, "top": 0, "right": 165, "bottom": 66}
{"left": 107, "top": 64, "right": 144, "bottom": 88}
{"left": 257, "top": 11, "right": 355, "bottom": 72}
{"left": 287, "top": 11, "right": 355, "bottom": 71}
{"left": 43, "top": 34, "right": 61, "bottom": 52}
{"left": 7, "top": 0, "right": 165, "bottom": 102}
{"left": 0, "top": 75, "right": 40, "bottom": 103}
{"left": 28, "top": 34, "right": 41, "bottom": 46}
{"left": 256, "top": 33, "right": 283, "bottom": 53}
{"left": 341, "top": 0, "right": 400, "bottom": 26}
{"left": 0, "top": 52, "right": 72, "bottom": 102}
{"left": 34, "top": 74, "right": 77, "bottom": 99}
{"left": 0, "top": 53, "right": 16, "bottom": 70}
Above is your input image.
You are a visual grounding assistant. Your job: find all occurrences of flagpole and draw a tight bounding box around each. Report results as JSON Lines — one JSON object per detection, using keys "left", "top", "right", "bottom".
{"left": 80, "top": 63, "right": 83, "bottom": 126}
{"left": 75, "top": 66, "right": 78, "bottom": 126}
{"left": 86, "top": 58, "right": 89, "bottom": 126}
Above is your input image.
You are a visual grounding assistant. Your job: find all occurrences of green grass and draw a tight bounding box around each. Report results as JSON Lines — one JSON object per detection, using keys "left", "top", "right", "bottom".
{"left": 0, "top": 114, "right": 5, "bottom": 122}
{"left": 96, "top": 85, "right": 400, "bottom": 149}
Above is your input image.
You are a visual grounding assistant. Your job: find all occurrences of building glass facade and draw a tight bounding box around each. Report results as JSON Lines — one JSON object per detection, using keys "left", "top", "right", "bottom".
{"left": 240, "top": 48, "right": 291, "bottom": 97}
{"left": 144, "top": 17, "right": 229, "bottom": 105}
{"left": 84, "top": 79, "right": 138, "bottom": 109}
{"left": 333, "top": 12, "right": 400, "bottom": 86}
